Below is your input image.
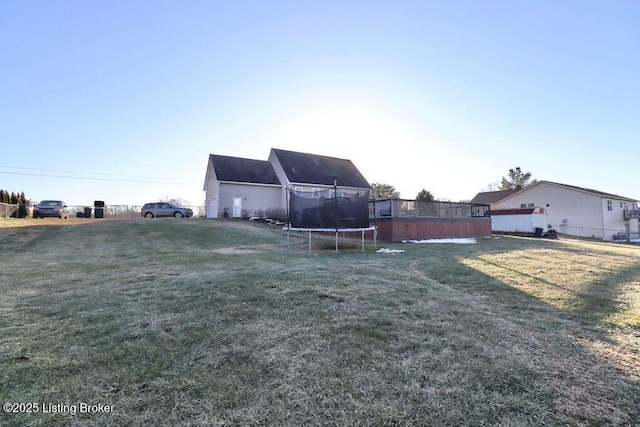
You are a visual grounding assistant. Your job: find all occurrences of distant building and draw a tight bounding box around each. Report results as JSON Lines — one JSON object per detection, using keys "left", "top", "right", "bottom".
{"left": 472, "top": 181, "right": 640, "bottom": 240}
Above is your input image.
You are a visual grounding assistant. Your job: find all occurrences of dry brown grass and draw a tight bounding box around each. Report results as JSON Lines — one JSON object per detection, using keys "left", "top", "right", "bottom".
{"left": 0, "top": 217, "right": 111, "bottom": 228}
{"left": 1, "top": 220, "right": 638, "bottom": 426}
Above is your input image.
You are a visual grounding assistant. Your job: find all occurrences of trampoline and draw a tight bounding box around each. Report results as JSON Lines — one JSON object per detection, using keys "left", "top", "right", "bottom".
{"left": 285, "top": 185, "right": 377, "bottom": 251}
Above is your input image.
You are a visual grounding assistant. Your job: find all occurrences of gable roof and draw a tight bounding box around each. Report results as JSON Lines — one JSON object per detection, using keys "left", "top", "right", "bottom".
{"left": 271, "top": 148, "right": 370, "bottom": 188}
{"left": 539, "top": 181, "right": 638, "bottom": 202}
{"left": 484, "top": 180, "right": 638, "bottom": 205}
{"left": 470, "top": 189, "right": 520, "bottom": 205}
{"left": 209, "top": 154, "right": 281, "bottom": 185}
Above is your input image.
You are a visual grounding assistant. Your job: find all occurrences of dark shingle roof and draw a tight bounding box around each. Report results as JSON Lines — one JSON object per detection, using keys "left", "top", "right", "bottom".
{"left": 470, "top": 189, "right": 520, "bottom": 205}
{"left": 543, "top": 181, "right": 638, "bottom": 202}
{"left": 210, "top": 155, "right": 280, "bottom": 185}
{"left": 471, "top": 181, "right": 638, "bottom": 205}
{"left": 272, "top": 148, "right": 370, "bottom": 188}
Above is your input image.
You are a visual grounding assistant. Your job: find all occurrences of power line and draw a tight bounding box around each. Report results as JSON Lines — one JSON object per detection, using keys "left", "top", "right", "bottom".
{"left": 0, "top": 170, "right": 197, "bottom": 185}
{"left": 0, "top": 164, "right": 165, "bottom": 179}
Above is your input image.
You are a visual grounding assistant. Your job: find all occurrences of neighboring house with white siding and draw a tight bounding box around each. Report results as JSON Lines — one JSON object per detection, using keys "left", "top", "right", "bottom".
{"left": 472, "top": 181, "right": 640, "bottom": 241}
{"left": 203, "top": 148, "right": 371, "bottom": 219}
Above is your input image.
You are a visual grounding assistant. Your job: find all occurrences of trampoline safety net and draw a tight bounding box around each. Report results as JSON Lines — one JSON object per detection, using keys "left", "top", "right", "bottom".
{"left": 289, "top": 188, "right": 370, "bottom": 229}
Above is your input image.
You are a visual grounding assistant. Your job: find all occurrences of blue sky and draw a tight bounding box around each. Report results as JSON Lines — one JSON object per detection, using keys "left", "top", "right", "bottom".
{"left": 1, "top": 0, "right": 639, "bottom": 206}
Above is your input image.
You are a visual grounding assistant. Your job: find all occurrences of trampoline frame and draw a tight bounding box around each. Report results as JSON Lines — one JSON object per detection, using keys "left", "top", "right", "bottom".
{"left": 284, "top": 226, "right": 377, "bottom": 252}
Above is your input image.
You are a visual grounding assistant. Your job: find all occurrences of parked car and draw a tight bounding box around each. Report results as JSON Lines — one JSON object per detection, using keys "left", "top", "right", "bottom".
{"left": 33, "top": 200, "right": 69, "bottom": 219}
{"left": 141, "top": 202, "right": 193, "bottom": 218}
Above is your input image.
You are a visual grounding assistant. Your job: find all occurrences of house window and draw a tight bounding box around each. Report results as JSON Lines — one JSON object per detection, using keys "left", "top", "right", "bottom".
{"left": 607, "top": 200, "right": 612, "bottom": 211}
{"left": 312, "top": 188, "right": 319, "bottom": 198}
{"left": 520, "top": 204, "right": 526, "bottom": 208}
{"left": 528, "top": 203, "right": 534, "bottom": 208}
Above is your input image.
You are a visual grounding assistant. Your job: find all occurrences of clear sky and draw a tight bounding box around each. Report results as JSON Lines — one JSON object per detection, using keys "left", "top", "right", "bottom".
{"left": 1, "top": 0, "right": 639, "bottom": 207}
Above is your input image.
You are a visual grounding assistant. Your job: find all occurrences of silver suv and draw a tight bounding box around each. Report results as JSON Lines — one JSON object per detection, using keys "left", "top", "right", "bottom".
{"left": 141, "top": 202, "right": 193, "bottom": 219}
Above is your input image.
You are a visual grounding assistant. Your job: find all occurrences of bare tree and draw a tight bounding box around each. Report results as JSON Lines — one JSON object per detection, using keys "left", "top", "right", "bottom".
{"left": 160, "top": 196, "right": 190, "bottom": 206}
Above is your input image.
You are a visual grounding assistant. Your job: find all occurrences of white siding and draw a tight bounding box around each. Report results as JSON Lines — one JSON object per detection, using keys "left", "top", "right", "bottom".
{"left": 217, "top": 183, "right": 281, "bottom": 218}
{"left": 203, "top": 156, "right": 282, "bottom": 219}
{"left": 492, "top": 212, "right": 547, "bottom": 233}
{"left": 204, "top": 160, "right": 221, "bottom": 218}
{"left": 601, "top": 198, "right": 639, "bottom": 240}
{"left": 493, "top": 182, "right": 639, "bottom": 240}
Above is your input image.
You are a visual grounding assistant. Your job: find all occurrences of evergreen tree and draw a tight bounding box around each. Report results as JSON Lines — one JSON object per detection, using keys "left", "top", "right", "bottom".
{"left": 0, "top": 190, "right": 29, "bottom": 204}
{"left": 500, "top": 167, "right": 535, "bottom": 190}
{"left": 416, "top": 189, "right": 435, "bottom": 202}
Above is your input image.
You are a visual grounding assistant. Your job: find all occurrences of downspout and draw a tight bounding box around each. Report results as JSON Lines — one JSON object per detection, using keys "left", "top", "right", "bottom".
{"left": 601, "top": 198, "right": 606, "bottom": 240}
{"left": 286, "top": 184, "right": 290, "bottom": 229}
{"left": 286, "top": 184, "right": 291, "bottom": 248}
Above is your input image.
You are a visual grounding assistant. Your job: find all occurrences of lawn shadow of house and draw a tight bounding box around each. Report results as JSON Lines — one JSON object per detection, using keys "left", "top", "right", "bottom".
{"left": 398, "top": 237, "right": 640, "bottom": 424}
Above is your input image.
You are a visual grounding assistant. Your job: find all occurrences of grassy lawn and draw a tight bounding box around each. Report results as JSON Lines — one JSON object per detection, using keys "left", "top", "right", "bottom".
{"left": 1, "top": 218, "right": 638, "bottom": 426}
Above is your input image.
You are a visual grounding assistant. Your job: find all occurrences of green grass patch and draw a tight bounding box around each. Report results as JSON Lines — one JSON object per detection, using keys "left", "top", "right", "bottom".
{"left": 1, "top": 220, "right": 638, "bottom": 425}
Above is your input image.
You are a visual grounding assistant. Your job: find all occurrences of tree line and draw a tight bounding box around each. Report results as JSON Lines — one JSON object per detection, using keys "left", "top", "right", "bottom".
{"left": 370, "top": 183, "right": 434, "bottom": 202}
{"left": 0, "top": 190, "right": 28, "bottom": 205}
{"left": 371, "top": 166, "right": 534, "bottom": 201}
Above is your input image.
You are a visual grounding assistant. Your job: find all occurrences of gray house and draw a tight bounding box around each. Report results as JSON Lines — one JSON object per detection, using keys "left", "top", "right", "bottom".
{"left": 203, "top": 148, "right": 371, "bottom": 219}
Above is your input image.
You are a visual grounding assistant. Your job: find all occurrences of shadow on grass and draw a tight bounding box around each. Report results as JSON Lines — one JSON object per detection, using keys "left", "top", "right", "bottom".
{"left": 465, "top": 239, "right": 640, "bottom": 330}
{"left": 403, "top": 237, "right": 640, "bottom": 424}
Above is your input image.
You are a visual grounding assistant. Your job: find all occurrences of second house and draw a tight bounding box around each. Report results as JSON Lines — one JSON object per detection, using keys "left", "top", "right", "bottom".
{"left": 203, "top": 148, "right": 371, "bottom": 219}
